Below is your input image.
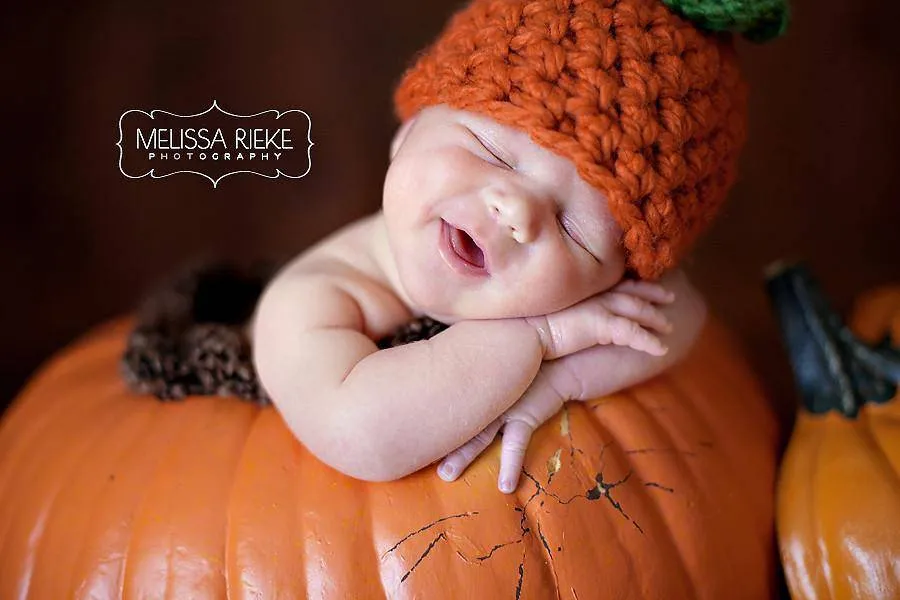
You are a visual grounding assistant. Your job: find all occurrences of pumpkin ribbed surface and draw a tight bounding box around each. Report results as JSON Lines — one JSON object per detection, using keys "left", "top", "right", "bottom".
{"left": 0, "top": 315, "right": 777, "bottom": 599}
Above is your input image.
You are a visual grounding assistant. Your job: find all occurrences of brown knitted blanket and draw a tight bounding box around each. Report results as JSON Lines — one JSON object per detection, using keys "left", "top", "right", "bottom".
{"left": 120, "top": 261, "right": 449, "bottom": 405}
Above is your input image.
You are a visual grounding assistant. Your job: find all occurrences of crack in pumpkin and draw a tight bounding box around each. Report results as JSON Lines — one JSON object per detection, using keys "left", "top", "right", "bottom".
{"left": 563, "top": 405, "right": 586, "bottom": 465}
{"left": 549, "top": 405, "right": 589, "bottom": 489}
{"left": 523, "top": 436, "right": 679, "bottom": 537}
{"left": 521, "top": 435, "right": 678, "bottom": 597}
{"left": 536, "top": 520, "right": 561, "bottom": 600}
{"left": 400, "top": 532, "right": 448, "bottom": 583}
{"left": 474, "top": 537, "right": 524, "bottom": 561}
{"left": 546, "top": 449, "right": 562, "bottom": 485}
{"left": 587, "top": 471, "right": 644, "bottom": 534}
{"left": 381, "top": 511, "right": 478, "bottom": 558}
{"left": 623, "top": 446, "right": 697, "bottom": 457}
{"left": 384, "top": 472, "right": 557, "bottom": 595}
{"left": 644, "top": 481, "right": 675, "bottom": 493}
{"left": 515, "top": 545, "right": 526, "bottom": 599}
{"left": 384, "top": 433, "right": 679, "bottom": 595}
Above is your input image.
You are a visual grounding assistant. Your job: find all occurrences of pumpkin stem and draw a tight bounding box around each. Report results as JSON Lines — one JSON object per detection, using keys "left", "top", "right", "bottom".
{"left": 765, "top": 261, "right": 900, "bottom": 417}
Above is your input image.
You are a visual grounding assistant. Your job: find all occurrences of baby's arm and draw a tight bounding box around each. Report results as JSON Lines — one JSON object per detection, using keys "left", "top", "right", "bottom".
{"left": 439, "top": 268, "right": 706, "bottom": 491}
{"left": 251, "top": 257, "right": 547, "bottom": 482}
{"left": 251, "top": 257, "right": 671, "bottom": 483}
{"left": 539, "top": 269, "right": 707, "bottom": 397}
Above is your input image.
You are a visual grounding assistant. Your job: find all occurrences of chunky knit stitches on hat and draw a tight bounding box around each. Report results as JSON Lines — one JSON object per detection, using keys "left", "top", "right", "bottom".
{"left": 394, "top": 0, "right": 748, "bottom": 280}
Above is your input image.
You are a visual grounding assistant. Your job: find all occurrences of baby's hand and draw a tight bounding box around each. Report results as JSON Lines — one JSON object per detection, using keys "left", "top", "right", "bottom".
{"left": 437, "top": 364, "right": 566, "bottom": 492}
{"left": 437, "top": 279, "right": 675, "bottom": 493}
{"left": 526, "top": 279, "right": 675, "bottom": 360}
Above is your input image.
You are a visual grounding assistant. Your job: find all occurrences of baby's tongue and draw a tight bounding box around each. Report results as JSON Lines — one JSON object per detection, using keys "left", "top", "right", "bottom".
{"left": 451, "top": 227, "right": 484, "bottom": 268}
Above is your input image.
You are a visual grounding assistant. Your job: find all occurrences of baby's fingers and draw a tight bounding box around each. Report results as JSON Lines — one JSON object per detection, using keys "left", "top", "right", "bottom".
{"left": 498, "top": 420, "right": 535, "bottom": 494}
{"left": 438, "top": 418, "right": 502, "bottom": 482}
{"left": 598, "top": 292, "right": 672, "bottom": 334}
{"left": 611, "top": 279, "right": 675, "bottom": 304}
{"left": 599, "top": 313, "right": 669, "bottom": 356}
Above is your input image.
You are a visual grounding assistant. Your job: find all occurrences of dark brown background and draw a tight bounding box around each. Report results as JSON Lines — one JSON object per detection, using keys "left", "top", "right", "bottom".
{"left": 2, "top": 0, "right": 898, "bottom": 441}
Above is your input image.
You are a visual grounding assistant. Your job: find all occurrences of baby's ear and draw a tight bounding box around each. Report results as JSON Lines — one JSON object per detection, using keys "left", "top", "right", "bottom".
{"left": 389, "top": 115, "right": 418, "bottom": 161}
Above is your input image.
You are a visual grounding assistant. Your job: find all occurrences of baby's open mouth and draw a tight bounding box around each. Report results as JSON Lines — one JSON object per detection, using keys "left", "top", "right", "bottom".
{"left": 449, "top": 225, "right": 485, "bottom": 269}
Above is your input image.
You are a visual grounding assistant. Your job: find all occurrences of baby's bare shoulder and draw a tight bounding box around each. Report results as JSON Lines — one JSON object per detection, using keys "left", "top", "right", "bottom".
{"left": 270, "top": 217, "right": 415, "bottom": 341}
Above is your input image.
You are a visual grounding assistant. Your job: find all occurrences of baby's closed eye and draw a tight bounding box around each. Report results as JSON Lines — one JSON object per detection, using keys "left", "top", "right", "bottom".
{"left": 465, "top": 127, "right": 515, "bottom": 170}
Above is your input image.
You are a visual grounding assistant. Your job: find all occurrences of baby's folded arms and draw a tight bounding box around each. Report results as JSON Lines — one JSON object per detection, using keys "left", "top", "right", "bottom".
{"left": 251, "top": 266, "right": 706, "bottom": 493}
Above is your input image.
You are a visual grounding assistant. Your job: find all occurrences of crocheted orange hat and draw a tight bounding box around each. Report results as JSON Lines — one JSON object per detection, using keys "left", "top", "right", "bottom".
{"left": 394, "top": 0, "right": 788, "bottom": 279}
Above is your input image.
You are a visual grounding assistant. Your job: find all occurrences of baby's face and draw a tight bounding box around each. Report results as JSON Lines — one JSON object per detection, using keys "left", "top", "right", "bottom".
{"left": 382, "top": 105, "right": 625, "bottom": 323}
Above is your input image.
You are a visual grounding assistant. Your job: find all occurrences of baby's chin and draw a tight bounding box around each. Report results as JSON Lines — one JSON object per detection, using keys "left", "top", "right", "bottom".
{"left": 419, "top": 309, "right": 513, "bottom": 325}
{"left": 413, "top": 298, "right": 545, "bottom": 325}
{"left": 396, "top": 265, "right": 553, "bottom": 323}
{"left": 404, "top": 290, "right": 509, "bottom": 324}
{"left": 404, "top": 293, "right": 481, "bottom": 324}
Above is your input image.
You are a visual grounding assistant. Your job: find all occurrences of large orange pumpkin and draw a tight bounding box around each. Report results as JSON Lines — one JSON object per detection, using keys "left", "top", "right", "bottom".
{"left": 768, "top": 263, "right": 900, "bottom": 600}
{"left": 0, "top": 265, "right": 779, "bottom": 599}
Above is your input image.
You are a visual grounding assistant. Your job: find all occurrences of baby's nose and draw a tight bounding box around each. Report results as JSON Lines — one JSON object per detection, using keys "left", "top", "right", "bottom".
{"left": 483, "top": 186, "right": 545, "bottom": 244}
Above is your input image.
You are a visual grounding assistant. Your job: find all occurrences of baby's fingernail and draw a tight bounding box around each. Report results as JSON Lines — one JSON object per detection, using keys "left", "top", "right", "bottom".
{"left": 438, "top": 463, "right": 456, "bottom": 481}
{"left": 499, "top": 478, "right": 516, "bottom": 493}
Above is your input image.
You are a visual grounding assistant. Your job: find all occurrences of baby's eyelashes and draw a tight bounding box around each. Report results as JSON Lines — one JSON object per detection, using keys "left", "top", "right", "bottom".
{"left": 471, "top": 132, "right": 515, "bottom": 170}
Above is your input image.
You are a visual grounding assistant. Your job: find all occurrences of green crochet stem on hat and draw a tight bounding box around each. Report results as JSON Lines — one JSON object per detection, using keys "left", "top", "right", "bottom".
{"left": 661, "top": 0, "right": 790, "bottom": 42}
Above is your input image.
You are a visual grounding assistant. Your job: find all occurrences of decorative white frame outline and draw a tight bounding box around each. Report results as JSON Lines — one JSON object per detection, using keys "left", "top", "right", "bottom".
{"left": 116, "top": 100, "right": 314, "bottom": 188}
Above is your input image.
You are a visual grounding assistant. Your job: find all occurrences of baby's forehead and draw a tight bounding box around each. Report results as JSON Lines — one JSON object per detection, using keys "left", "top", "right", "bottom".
{"left": 447, "top": 108, "right": 579, "bottom": 174}
{"left": 450, "top": 108, "right": 538, "bottom": 146}
{"left": 417, "top": 105, "right": 612, "bottom": 218}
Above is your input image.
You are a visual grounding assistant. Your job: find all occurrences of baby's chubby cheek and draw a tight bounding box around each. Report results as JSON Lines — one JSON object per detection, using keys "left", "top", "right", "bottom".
{"left": 382, "top": 159, "right": 417, "bottom": 215}
{"left": 383, "top": 151, "right": 467, "bottom": 217}
{"left": 509, "top": 259, "right": 608, "bottom": 315}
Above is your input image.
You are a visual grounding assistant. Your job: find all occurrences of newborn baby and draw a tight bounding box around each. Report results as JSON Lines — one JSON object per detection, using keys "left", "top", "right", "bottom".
{"left": 252, "top": 0, "right": 759, "bottom": 493}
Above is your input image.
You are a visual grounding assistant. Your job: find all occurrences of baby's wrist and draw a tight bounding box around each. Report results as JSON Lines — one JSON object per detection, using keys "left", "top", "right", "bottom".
{"left": 524, "top": 314, "right": 554, "bottom": 358}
